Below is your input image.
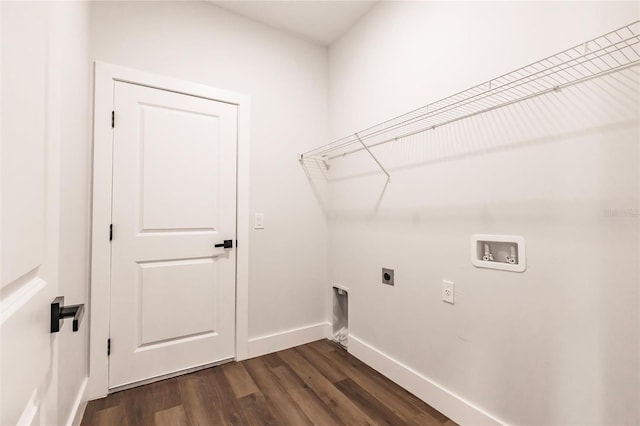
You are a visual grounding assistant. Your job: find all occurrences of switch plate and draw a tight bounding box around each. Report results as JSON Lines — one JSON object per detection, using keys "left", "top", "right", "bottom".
{"left": 442, "top": 280, "right": 454, "bottom": 304}
{"left": 254, "top": 213, "right": 264, "bottom": 229}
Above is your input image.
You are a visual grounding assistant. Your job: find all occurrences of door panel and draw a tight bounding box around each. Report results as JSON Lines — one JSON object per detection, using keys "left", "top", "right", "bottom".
{"left": 141, "top": 104, "right": 219, "bottom": 231}
{"left": 109, "top": 82, "right": 237, "bottom": 388}
{"left": 138, "top": 258, "right": 218, "bottom": 346}
{"left": 0, "top": 1, "right": 47, "bottom": 288}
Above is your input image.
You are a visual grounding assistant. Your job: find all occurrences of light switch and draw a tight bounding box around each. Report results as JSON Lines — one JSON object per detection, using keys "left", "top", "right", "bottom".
{"left": 254, "top": 213, "right": 264, "bottom": 229}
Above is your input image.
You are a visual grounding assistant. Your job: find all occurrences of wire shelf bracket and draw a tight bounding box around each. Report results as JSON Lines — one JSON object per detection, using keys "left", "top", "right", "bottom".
{"left": 355, "top": 132, "right": 390, "bottom": 180}
{"left": 298, "top": 20, "right": 640, "bottom": 177}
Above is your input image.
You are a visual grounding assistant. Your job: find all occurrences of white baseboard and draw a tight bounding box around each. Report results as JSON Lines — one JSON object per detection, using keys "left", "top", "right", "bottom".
{"left": 348, "top": 335, "right": 504, "bottom": 426}
{"left": 65, "top": 377, "right": 89, "bottom": 426}
{"left": 247, "top": 322, "right": 330, "bottom": 359}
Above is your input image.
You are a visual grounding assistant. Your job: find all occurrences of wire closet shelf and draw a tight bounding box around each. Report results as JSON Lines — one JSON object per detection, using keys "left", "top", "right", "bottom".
{"left": 299, "top": 20, "right": 640, "bottom": 176}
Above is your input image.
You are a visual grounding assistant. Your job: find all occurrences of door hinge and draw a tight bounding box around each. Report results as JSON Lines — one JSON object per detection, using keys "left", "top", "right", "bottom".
{"left": 107, "top": 338, "right": 111, "bottom": 356}
{"left": 109, "top": 224, "right": 113, "bottom": 241}
{"left": 111, "top": 111, "right": 115, "bottom": 128}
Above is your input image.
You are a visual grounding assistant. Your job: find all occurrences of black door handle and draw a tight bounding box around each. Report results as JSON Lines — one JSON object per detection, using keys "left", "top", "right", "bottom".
{"left": 51, "top": 296, "right": 84, "bottom": 333}
{"left": 215, "top": 240, "right": 233, "bottom": 249}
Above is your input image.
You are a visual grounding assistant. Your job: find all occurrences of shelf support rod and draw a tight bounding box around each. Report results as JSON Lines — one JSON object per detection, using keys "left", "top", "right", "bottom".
{"left": 355, "top": 133, "right": 390, "bottom": 181}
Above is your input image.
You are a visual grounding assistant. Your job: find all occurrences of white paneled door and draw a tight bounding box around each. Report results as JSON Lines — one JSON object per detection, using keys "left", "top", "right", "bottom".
{"left": 1, "top": 3, "right": 64, "bottom": 425}
{"left": 109, "top": 82, "right": 237, "bottom": 388}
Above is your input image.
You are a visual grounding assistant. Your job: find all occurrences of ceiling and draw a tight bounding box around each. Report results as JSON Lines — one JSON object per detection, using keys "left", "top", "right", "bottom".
{"left": 211, "top": 1, "right": 378, "bottom": 46}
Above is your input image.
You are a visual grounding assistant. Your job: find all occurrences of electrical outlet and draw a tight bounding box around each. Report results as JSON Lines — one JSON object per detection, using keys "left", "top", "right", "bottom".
{"left": 382, "top": 268, "right": 394, "bottom": 286}
{"left": 442, "top": 280, "right": 455, "bottom": 304}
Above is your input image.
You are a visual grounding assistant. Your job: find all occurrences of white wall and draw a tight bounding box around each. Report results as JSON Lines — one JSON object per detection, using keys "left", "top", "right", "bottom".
{"left": 89, "top": 1, "right": 329, "bottom": 344}
{"left": 328, "top": 2, "right": 639, "bottom": 425}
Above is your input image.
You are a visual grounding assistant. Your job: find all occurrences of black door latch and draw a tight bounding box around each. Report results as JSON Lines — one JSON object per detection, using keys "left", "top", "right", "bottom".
{"left": 215, "top": 240, "right": 233, "bottom": 249}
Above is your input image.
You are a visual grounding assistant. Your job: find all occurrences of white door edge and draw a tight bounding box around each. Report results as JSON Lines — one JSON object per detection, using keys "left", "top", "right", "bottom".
{"left": 88, "top": 62, "right": 251, "bottom": 400}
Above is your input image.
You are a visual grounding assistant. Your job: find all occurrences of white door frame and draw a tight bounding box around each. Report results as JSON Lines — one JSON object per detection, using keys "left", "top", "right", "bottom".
{"left": 88, "top": 62, "right": 250, "bottom": 399}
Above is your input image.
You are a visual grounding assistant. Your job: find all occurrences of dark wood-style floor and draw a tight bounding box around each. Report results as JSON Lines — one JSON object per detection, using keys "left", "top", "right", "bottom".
{"left": 81, "top": 339, "right": 456, "bottom": 426}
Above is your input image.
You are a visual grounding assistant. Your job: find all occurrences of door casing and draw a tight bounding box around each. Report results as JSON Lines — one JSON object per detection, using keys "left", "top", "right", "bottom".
{"left": 88, "top": 62, "right": 251, "bottom": 399}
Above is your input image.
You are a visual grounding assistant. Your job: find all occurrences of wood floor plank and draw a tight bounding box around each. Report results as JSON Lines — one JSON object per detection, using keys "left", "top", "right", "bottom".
{"left": 178, "top": 374, "right": 227, "bottom": 426}
{"left": 353, "top": 359, "right": 449, "bottom": 424}
{"left": 117, "top": 385, "right": 157, "bottom": 426}
{"left": 79, "top": 403, "right": 96, "bottom": 426}
{"left": 142, "top": 376, "right": 183, "bottom": 413}
{"left": 81, "top": 386, "right": 133, "bottom": 426}
{"left": 82, "top": 392, "right": 119, "bottom": 415}
{"left": 408, "top": 411, "right": 449, "bottom": 426}
{"left": 313, "top": 343, "right": 427, "bottom": 422}
{"left": 334, "top": 378, "right": 407, "bottom": 426}
{"left": 82, "top": 340, "right": 454, "bottom": 426}
{"left": 197, "top": 366, "right": 247, "bottom": 425}
{"left": 295, "top": 343, "right": 346, "bottom": 383}
{"left": 269, "top": 362, "right": 307, "bottom": 390}
{"left": 340, "top": 354, "right": 449, "bottom": 424}
{"left": 234, "top": 392, "right": 280, "bottom": 426}
{"left": 277, "top": 347, "right": 376, "bottom": 426}
{"left": 411, "top": 399, "right": 450, "bottom": 424}
{"left": 322, "top": 344, "right": 450, "bottom": 423}
{"left": 154, "top": 405, "right": 188, "bottom": 426}
{"left": 270, "top": 364, "right": 345, "bottom": 426}
{"left": 87, "top": 405, "right": 129, "bottom": 426}
{"left": 244, "top": 356, "right": 314, "bottom": 425}
{"left": 309, "top": 339, "right": 338, "bottom": 354}
{"left": 261, "top": 352, "right": 286, "bottom": 369}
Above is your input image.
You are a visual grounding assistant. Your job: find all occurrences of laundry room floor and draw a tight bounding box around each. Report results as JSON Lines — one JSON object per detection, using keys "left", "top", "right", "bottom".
{"left": 81, "top": 339, "right": 456, "bottom": 425}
